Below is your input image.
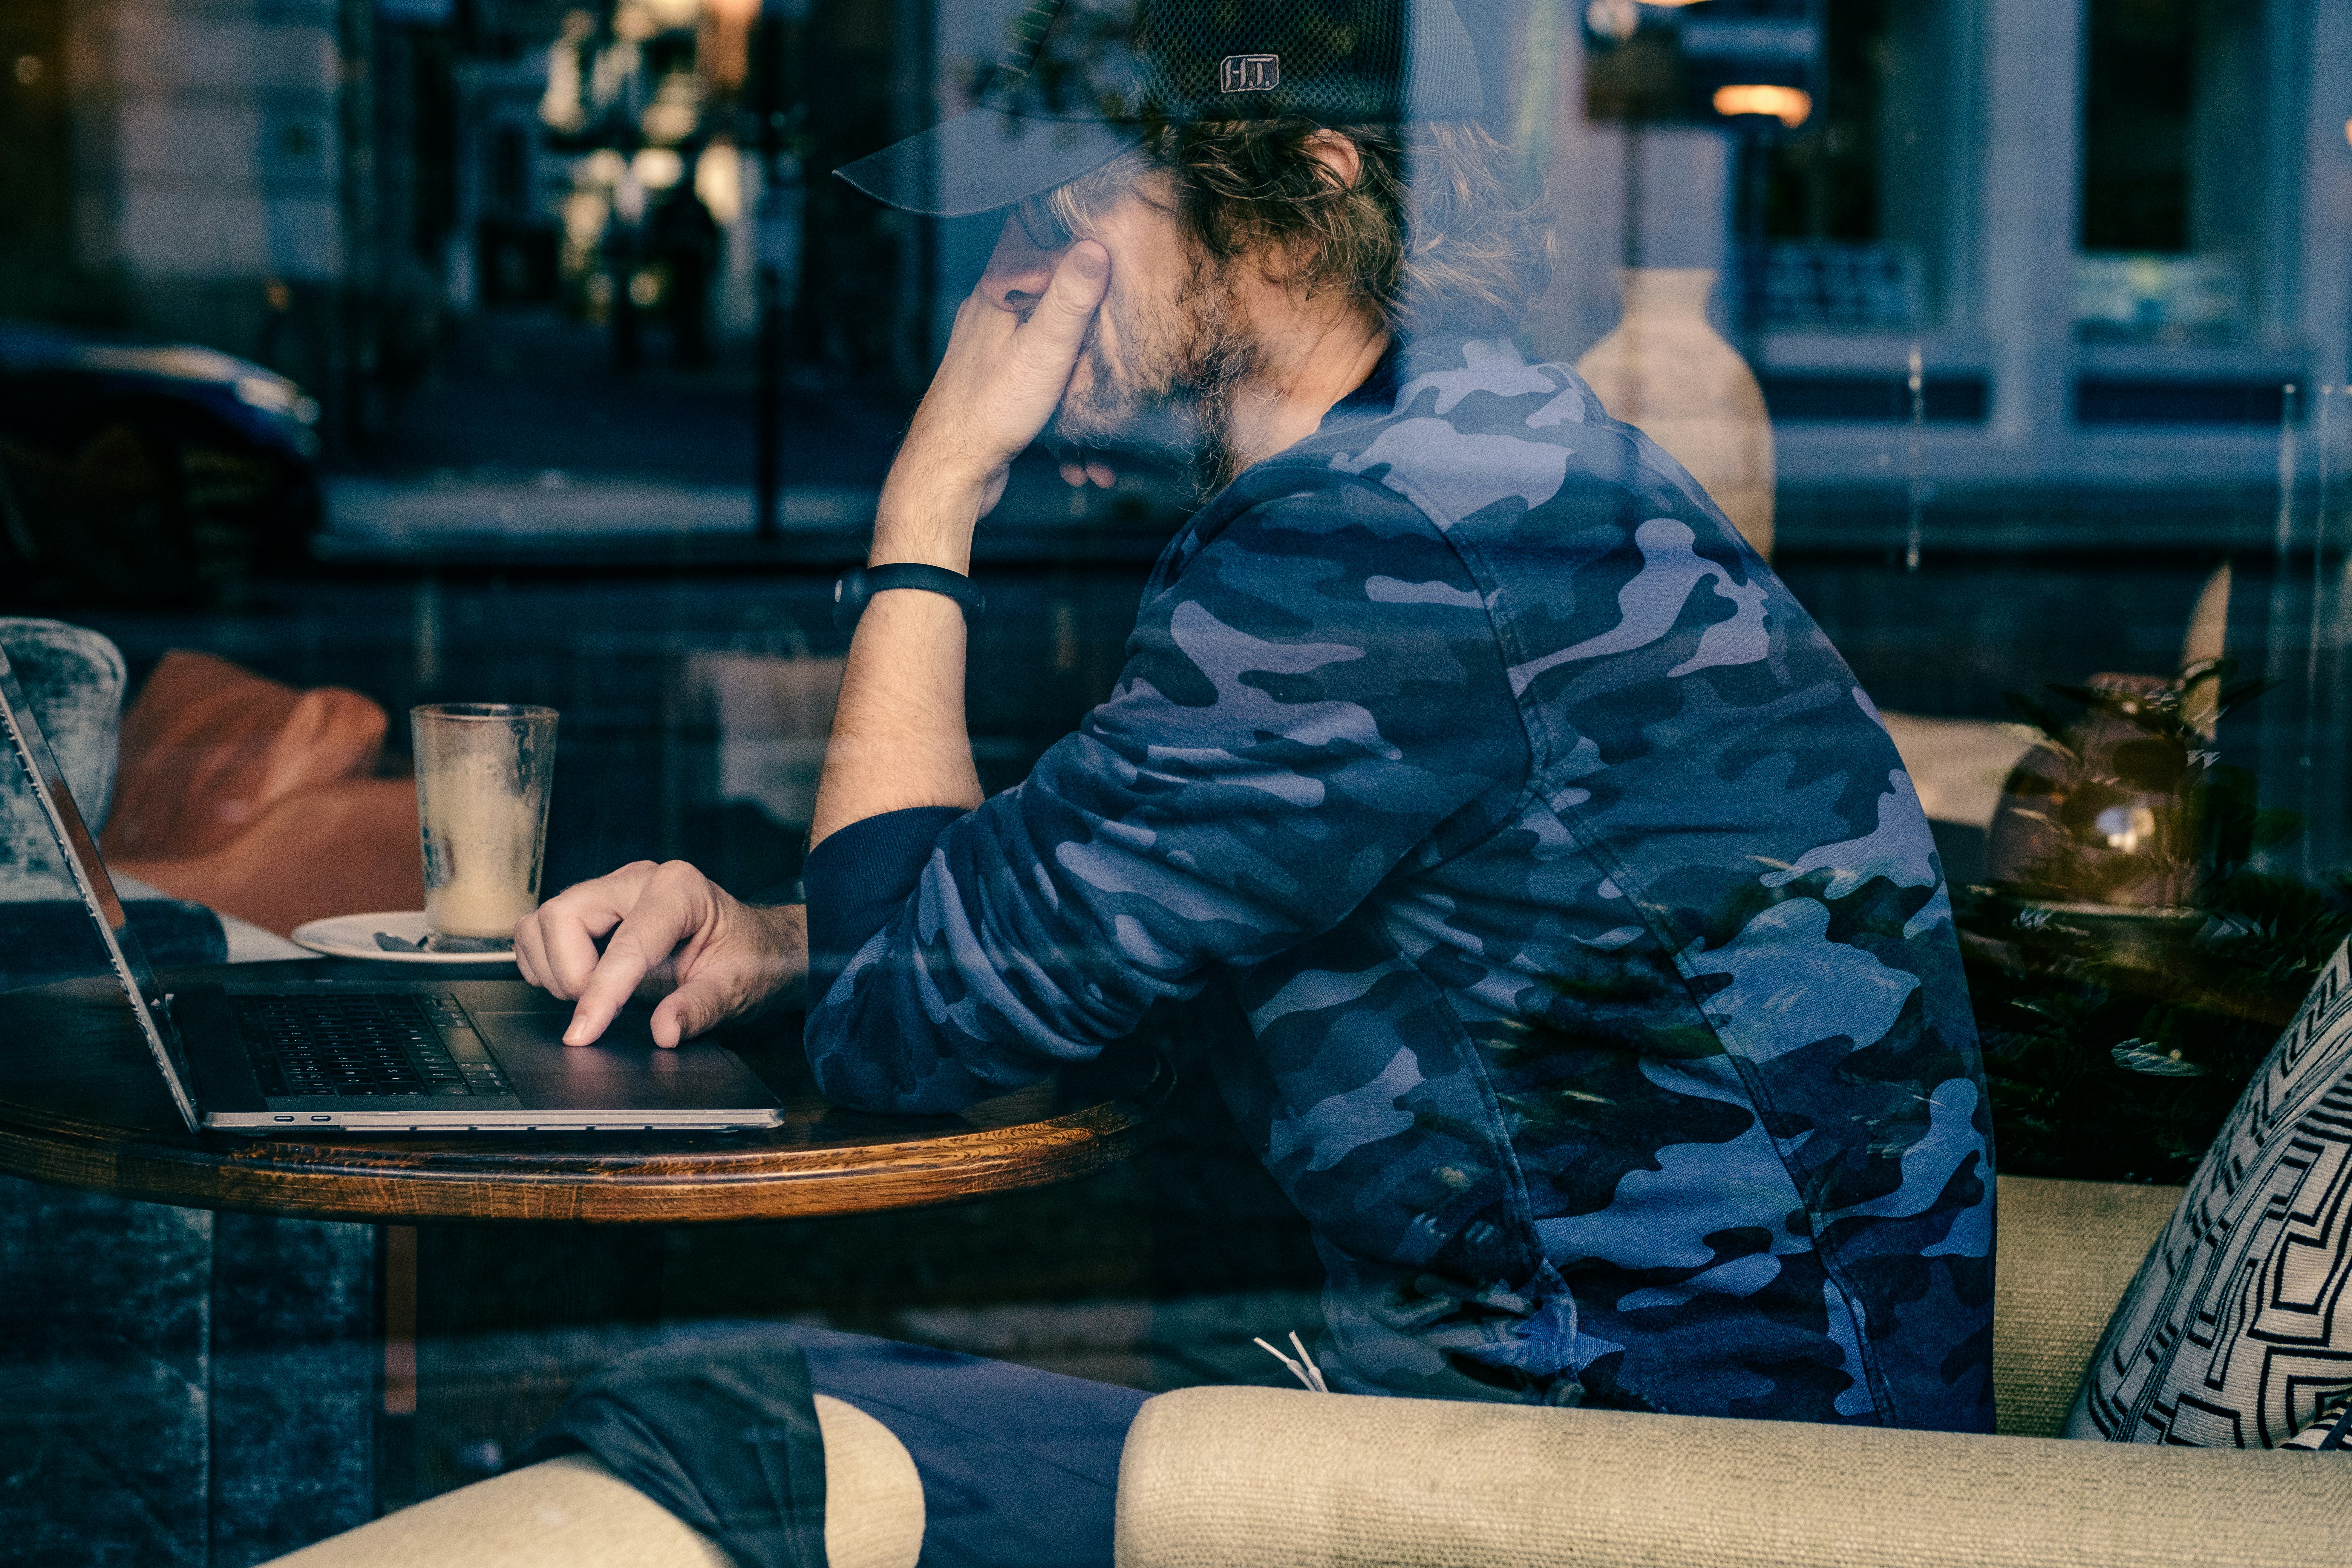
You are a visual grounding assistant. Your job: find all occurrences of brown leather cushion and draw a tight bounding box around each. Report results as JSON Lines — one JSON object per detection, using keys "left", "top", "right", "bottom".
{"left": 113, "top": 779, "right": 424, "bottom": 938}
{"left": 104, "top": 651, "right": 389, "bottom": 861}
{"left": 101, "top": 651, "right": 422, "bottom": 935}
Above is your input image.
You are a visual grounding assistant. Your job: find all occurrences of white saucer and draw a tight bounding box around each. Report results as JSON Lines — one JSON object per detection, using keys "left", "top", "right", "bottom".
{"left": 290, "top": 911, "right": 520, "bottom": 965}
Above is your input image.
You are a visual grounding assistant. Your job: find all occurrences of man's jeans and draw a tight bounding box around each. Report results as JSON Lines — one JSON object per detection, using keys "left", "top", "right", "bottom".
{"left": 526, "top": 1323, "right": 1149, "bottom": 1568}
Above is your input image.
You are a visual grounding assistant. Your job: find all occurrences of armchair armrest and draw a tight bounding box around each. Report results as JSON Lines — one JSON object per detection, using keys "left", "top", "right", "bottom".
{"left": 1116, "top": 1385, "right": 2352, "bottom": 1568}
{"left": 1993, "top": 1174, "right": 2181, "bottom": 1436}
{"left": 262, "top": 1395, "right": 921, "bottom": 1568}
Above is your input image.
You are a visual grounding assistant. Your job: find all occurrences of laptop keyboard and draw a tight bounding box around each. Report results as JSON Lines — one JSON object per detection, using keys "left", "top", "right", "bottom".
{"left": 234, "top": 993, "right": 512, "bottom": 1098}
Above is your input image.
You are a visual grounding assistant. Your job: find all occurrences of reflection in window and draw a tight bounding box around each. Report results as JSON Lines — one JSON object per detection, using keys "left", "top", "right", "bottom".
{"left": 1758, "top": 0, "right": 1925, "bottom": 332}
{"left": 2076, "top": 0, "right": 2270, "bottom": 343}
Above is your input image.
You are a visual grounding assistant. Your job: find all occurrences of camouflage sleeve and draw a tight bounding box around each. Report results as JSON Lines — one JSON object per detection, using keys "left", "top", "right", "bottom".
{"left": 801, "top": 477, "right": 1531, "bottom": 1112}
{"left": 800, "top": 805, "right": 969, "bottom": 1022}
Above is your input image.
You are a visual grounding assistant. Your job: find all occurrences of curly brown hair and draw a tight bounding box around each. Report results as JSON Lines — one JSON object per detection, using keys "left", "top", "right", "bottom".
{"left": 1049, "top": 118, "right": 1551, "bottom": 340}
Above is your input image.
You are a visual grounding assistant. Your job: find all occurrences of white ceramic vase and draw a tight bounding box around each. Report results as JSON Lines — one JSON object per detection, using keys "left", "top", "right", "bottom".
{"left": 1574, "top": 268, "right": 1776, "bottom": 560}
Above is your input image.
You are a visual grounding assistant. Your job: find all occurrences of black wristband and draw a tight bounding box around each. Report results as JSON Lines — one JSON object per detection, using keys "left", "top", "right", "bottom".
{"left": 833, "top": 564, "right": 986, "bottom": 631}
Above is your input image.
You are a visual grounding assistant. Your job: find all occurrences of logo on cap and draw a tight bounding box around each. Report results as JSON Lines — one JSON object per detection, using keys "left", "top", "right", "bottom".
{"left": 1220, "top": 54, "right": 1280, "bottom": 93}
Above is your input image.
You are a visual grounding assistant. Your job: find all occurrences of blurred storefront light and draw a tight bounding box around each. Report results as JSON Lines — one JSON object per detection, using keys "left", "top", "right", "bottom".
{"left": 584, "top": 149, "right": 628, "bottom": 187}
{"left": 539, "top": 13, "right": 595, "bottom": 132}
{"left": 642, "top": 69, "right": 701, "bottom": 146}
{"left": 564, "top": 191, "right": 610, "bottom": 249}
{"left": 1591, "top": 0, "right": 1712, "bottom": 41}
{"left": 702, "top": 0, "right": 760, "bottom": 90}
{"left": 614, "top": 170, "right": 648, "bottom": 224}
{"left": 1585, "top": 0, "right": 1637, "bottom": 41}
{"left": 695, "top": 143, "right": 743, "bottom": 225}
{"left": 591, "top": 34, "right": 638, "bottom": 107}
{"left": 633, "top": 147, "right": 685, "bottom": 191}
{"left": 643, "top": 101, "right": 698, "bottom": 144}
{"left": 1712, "top": 83, "right": 1811, "bottom": 127}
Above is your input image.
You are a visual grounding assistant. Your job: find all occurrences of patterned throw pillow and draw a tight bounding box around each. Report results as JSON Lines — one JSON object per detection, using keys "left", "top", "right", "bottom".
{"left": 2282, "top": 1391, "right": 2352, "bottom": 1451}
{"left": 2066, "top": 938, "right": 2352, "bottom": 1447}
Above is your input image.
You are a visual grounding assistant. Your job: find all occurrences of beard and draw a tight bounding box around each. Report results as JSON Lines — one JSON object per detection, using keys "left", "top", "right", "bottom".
{"left": 1049, "top": 256, "right": 1265, "bottom": 496}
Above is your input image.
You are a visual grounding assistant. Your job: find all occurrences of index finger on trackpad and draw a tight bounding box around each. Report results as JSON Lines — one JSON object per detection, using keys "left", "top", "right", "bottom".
{"left": 475, "top": 1006, "right": 659, "bottom": 1054}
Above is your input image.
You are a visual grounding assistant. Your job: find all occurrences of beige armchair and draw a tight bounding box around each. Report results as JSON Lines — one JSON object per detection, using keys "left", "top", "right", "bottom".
{"left": 1113, "top": 1174, "right": 2352, "bottom": 1568}
{"left": 274, "top": 1175, "right": 2349, "bottom": 1567}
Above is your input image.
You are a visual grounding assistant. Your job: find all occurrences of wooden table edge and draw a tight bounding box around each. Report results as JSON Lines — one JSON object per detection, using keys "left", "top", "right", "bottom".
{"left": 0, "top": 1057, "right": 1175, "bottom": 1224}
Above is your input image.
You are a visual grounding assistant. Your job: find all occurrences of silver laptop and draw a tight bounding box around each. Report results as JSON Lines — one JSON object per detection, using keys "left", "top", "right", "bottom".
{"left": 0, "top": 648, "right": 783, "bottom": 1135}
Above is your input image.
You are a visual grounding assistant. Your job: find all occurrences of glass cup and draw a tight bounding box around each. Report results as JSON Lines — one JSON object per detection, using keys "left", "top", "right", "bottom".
{"left": 410, "top": 704, "right": 558, "bottom": 949}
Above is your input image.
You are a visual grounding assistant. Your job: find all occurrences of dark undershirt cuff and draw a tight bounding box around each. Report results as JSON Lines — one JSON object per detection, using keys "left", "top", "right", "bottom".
{"left": 802, "top": 805, "right": 969, "bottom": 1008}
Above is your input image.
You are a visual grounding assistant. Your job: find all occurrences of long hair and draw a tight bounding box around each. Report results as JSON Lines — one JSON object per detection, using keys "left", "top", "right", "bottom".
{"left": 1050, "top": 118, "right": 1553, "bottom": 339}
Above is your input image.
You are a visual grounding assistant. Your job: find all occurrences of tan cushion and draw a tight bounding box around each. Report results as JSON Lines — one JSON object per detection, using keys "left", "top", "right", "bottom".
{"left": 1992, "top": 1174, "right": 2181, "bottom": 1436}
{"left": 1115, "top": 1384, "right": 2352, "bottom": 1568}
{"left": 260, "top": 1395, "right": 922, "bottom": 1568}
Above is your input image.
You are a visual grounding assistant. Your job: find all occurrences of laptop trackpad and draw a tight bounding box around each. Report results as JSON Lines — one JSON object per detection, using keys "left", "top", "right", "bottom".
{"left": 471, "top": 1011, "right": 771, "bottom": 1110}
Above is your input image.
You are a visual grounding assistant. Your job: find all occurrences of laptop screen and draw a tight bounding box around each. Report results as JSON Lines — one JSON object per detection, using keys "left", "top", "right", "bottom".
{"left": 0, "top": 648, "right": 201, "bottom": 1131}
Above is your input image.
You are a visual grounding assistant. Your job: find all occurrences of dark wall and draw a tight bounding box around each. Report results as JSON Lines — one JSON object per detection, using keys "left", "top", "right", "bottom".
{"left": 0, "top": 0, "right": 109, "bottom": 325}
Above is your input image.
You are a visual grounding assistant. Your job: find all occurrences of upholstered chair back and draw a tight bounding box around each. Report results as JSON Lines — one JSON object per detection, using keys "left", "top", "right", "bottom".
{"left": 0, "top": 618, "right": 128, "bottom": 900}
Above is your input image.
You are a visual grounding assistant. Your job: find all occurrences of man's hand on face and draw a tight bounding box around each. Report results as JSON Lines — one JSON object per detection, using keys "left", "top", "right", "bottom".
{"left": 880, "top": 237, "right": 1110, "bottom": 561}
{"left": 512, "top": 860, "right": 807, "bottom": 1049}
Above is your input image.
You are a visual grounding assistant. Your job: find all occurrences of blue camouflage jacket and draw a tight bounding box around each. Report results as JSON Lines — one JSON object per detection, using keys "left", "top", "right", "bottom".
{"left": 803, "top": 335, "right": 1996, "bottom": 1431}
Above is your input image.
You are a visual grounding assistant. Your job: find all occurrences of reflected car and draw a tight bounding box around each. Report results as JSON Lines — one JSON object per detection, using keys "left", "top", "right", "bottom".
{"left": 0, "top": 321, "right": 325, "bottom": 603}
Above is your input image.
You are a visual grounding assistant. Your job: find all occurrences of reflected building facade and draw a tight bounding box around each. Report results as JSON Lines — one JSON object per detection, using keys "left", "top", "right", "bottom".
{"left": 11, "top": 0, "right": 2345, "bottom": 480}
{"left": 1540, "top": 0, "right": 2350, "bottom": 502}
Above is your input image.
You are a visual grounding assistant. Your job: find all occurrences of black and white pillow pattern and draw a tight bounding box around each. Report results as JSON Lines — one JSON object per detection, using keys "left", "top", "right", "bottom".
{"left": 2066, "top": 938, "right": 2352, "bottom": 1447}
{"left": 2283, "top": 1390, "right": 2352, "bottom": 1451}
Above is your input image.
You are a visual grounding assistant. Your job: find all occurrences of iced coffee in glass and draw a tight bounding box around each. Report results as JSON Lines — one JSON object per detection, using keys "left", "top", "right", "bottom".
{"left": 411, "top": 704, "right": 557, "bottom": 949}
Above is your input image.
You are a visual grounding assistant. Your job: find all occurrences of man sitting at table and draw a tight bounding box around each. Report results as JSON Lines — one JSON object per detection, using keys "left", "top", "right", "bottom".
{"left": 511, "top": 0, "right": 1995, "bottom": 1561}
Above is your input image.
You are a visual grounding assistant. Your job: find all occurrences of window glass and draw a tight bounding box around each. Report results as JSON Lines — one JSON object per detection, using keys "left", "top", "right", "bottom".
{"left": 3, "top": 0, "right": 2351, "bottom": 1554}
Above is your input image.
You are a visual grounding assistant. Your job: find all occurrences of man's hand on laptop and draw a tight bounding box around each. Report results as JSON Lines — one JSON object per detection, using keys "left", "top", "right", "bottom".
{"left": 513, "top": 860, "right": 806, "bottom": 1048}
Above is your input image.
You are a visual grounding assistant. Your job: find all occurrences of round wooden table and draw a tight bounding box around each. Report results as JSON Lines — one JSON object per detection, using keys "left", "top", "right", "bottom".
{"left": 0, "top": 957, "right": 1173, "bottom": 1223}
{"left": 0, "top": 957, "right": 1179, "bottom": 1558}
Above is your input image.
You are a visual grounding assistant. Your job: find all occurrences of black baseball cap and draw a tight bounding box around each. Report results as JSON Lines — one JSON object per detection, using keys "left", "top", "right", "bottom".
{"left": 834, "top": 0, "right": 1485, "bottom": 218}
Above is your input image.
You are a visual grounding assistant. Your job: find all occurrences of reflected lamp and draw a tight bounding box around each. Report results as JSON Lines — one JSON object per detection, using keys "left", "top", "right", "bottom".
{"left": 1712, "top": 83, "right": 1811, "bottom": 127}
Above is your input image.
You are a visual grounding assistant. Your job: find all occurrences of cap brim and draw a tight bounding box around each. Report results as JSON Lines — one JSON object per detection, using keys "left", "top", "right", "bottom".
{"left": 833, "top": 107, "right": 1145, "bottom": 217}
